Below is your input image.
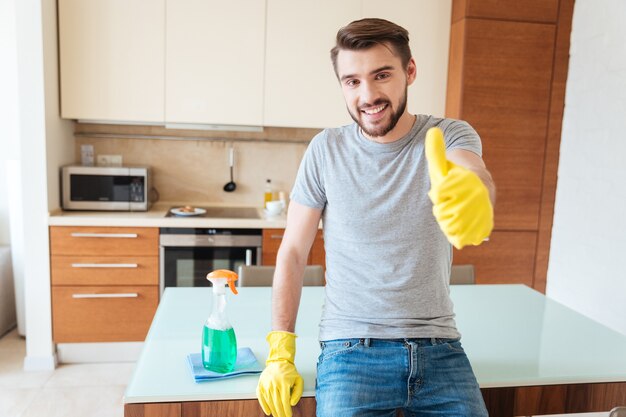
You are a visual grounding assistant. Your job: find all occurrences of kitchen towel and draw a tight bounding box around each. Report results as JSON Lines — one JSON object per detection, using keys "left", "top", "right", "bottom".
{"left": 186, "top": 347, "right": 263, "bottom": 383}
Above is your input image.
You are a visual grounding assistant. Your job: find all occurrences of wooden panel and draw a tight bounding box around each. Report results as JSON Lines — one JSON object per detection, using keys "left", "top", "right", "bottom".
{"left": 125, "top": 402, "right": 181, "bottom": 417}
{"left": 50, "top": 226, "right": 158, "bottom": 256}
{"left": 445, "top": 19, "right": 465, "bottom": 119}
{"left": 309, "top": 230, "right": 325, "bottom": 270}
{"left": 461, "top": 19, "right": 556, "bottom": 230}
{"left": 451, "top": 0, "right": 468, "bottom": 23}
{"left": 466, "top": 0, "right": 559, "bottom": 23}
{"left": 182, "top": 397, "right": 316, "bottom": 417}
{"left": 51, "top": 255, "right": 158, "bottom": 286}
{"left": 453, "top": 231, "right": 536, "bottom": 286}
{"left": 533, "top": 0, "right": 575, "bottom": 293}
{"left": 52, "top": 285, "right": 158, "bottom": 342}
{"left": 262, "top": 228, "right": 284, "bottom": 266}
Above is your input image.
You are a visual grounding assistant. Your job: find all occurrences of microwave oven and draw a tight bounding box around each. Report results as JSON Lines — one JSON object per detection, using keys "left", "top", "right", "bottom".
{"left": 61, "top": 165, "right": 153, "bottom": 211}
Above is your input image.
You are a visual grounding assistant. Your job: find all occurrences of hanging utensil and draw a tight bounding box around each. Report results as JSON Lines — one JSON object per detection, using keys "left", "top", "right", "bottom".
{"left": 223, "top": 146, "right": 237, "bottom": 192}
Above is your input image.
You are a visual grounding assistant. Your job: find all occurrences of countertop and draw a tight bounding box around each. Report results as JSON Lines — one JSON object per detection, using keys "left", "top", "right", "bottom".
{"left": 48, "top": 202, "right": 289, "bottom": 228}
{"left": 124, "top": 285, "right": 626, "bottom": 404}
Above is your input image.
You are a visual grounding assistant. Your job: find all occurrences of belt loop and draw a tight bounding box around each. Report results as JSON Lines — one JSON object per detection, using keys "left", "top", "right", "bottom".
{"left": 431, "top": 337, "right": 438, "bottom": 345}
{"left": 363, "top": 338, "right": 371, "bottom": 348}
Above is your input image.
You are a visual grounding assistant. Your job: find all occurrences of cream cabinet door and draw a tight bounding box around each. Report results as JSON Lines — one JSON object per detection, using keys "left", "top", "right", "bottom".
{"left": 166, "top": 0, "right": 266, "bottom": 126}
{"left": 58, "top": 0, "right": 165, "bottom": 122}
{"left": 362, "top": 0, "right": 452, "bottom": 118}
{"left": 263, "top": 0, "right": 359, "bottom": 129}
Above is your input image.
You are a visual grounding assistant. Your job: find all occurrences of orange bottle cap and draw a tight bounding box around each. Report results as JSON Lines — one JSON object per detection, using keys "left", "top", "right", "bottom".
{"left": 206, "top": 269, "right": 239, "bottom": 295}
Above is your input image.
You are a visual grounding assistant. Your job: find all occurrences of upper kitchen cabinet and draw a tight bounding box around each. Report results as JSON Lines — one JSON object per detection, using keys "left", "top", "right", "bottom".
{"left": 165, "top": 0, "right": 266, "bottom": 126}
{"left": 263, "top": 0, "right": 452, "bottom": 129}
{"left": 263, "top": 0, "right": 359, "bottom": 129}
{"left": 361, "top": 0, "right": 452, "bottom": 119}
{"left": 58, "top": 0, "right": 165, "bottom": 123}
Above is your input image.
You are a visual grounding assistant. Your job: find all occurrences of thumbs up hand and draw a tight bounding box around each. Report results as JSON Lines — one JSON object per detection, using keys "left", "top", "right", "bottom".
{"left": 425, "top": 127, "right": 493, "bottom": 249}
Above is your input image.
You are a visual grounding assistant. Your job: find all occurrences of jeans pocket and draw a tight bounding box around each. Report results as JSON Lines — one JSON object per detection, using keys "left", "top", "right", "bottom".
{"left": 444, "top": 339, "right": 465, "bottom": 353}
{"left": 319, "top": 339, "right": 361, "bottom": 363}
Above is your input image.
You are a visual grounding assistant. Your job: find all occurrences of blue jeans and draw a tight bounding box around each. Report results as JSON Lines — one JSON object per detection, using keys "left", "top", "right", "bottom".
{"left": 315, "top": 338, "right": 488, "bottom": 417}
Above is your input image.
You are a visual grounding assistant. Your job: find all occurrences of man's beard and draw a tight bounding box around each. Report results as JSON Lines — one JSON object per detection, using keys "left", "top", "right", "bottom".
{"left": 348, "top": 87, "right": 408, "bottom": 138}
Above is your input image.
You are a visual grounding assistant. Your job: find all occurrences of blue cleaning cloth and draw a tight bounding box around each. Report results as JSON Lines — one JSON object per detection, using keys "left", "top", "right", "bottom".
{"left": 186, "top": 347, "right": 263, "bottom": 383}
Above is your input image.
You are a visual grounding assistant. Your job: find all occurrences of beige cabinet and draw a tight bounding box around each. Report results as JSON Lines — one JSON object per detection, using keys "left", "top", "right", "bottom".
{"left": 361, "top": 0, "right": 452, "bottom": 118}
{"left": 165, "top": 0, "right": 266, "bottom": 126}
{"left": 263, "top": 0, "right": 452, "bottom": 128}
{"left": 50, "top": 226, "right": 159, "bottom": 343}
{"left": 58, "top": 0, "right": 165, "bottom": 122}
{"left": 263, "top": 0, "right": 359, "bottom": 128}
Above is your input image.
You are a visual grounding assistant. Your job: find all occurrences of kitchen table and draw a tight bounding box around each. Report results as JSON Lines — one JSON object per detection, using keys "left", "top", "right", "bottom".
{"left": 124, "top": 285, "right": 626, "bottom": 416}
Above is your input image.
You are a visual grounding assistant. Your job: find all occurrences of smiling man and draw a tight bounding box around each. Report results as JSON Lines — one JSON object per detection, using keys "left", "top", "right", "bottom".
{"left": 257, "top": 18, "right": 494, "bottom": 417}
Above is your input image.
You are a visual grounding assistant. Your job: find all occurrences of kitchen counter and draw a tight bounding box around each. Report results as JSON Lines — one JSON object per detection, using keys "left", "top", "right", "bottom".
{"left": 48, "top": 202, "right": 289, "bottom": 228}
{"left": 124, "top": 285, "right": 626, "bottom": 416}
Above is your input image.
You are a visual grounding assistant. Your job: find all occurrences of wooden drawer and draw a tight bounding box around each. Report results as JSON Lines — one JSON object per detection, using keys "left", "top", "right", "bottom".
{"left": 262, "top": 228, "right": 285, "bottom": 265}
{"left": 51, "top": 255, "right": 158, "bottom": 286}
{"left": 52, "top": 285, "right": 159, "bottom": 343}
{"left": 262, "top": 228, "right": 325, "bottom": 269}
{"left": 50, "top": 226, "right": 158, "bottom": 256}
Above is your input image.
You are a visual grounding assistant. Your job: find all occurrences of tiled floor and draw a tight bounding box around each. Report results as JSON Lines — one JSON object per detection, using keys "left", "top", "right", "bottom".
{"left": 0, "top": 328, "right": 134, "bottom": 417}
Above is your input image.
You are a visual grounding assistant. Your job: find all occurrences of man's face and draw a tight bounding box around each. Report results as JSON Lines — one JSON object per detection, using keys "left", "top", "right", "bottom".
{"left": 336, "top": 44, "right": 416, "bottom": 139}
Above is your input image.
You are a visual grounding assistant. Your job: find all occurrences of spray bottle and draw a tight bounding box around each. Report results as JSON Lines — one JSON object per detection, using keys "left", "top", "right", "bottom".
{"left": 202, "top": 269, "right": 238, "bottom": 373}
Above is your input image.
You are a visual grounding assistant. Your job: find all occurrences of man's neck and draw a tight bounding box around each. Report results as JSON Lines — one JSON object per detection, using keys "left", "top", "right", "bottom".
{"left": 363, "top": 112, "right": 417, "bottom": 144}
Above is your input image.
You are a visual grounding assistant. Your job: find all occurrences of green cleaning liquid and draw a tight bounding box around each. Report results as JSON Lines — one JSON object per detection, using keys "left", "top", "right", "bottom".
{"left": 202, "top": 325, "right": 237, "bottom": 373}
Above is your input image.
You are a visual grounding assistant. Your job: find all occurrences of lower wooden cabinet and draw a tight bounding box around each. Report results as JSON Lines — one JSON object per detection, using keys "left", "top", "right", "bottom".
{"left": 262, "top": 228, "right": 325, "bottom": 270}
{"left": 50, "top": 226, "right": 160, "bottom": 343}
{"left": 52, "top": 285, "right": 159, "bottom": 343}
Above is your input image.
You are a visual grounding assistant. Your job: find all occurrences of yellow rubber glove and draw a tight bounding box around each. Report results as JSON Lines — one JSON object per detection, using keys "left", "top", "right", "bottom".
{"left": 256, "top": 331, "right": 304, "bottom": 417}
{"left": 425, "top": 127, "right": 493, "bottom": 249}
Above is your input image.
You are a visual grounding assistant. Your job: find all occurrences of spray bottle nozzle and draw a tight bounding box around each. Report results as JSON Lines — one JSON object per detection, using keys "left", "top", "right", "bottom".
{"left": 206, "top": 269, "right": 238, "bottom": 294}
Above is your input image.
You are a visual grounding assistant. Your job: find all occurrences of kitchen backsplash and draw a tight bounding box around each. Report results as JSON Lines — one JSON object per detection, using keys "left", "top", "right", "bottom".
{"left": 74, "top": 133, "right": 313, "bottom": 207}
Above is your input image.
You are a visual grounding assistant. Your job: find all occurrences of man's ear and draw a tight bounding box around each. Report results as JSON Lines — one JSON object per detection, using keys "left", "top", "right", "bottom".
{"left": 406, "top": 58, "right": 417, "bottom": 86}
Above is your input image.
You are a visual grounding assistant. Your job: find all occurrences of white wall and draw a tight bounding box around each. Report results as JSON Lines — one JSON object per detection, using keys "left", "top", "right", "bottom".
{"left": 547, "top": 0, "right": 626, "bottom": 336}
{"left": 0, "top": 0, "right": 74, "bottom": 369}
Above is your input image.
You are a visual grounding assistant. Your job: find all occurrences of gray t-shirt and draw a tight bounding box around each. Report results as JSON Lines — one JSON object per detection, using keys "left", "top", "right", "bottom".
{"left": 290, "top": 114, "right": 482, "bottom": 341}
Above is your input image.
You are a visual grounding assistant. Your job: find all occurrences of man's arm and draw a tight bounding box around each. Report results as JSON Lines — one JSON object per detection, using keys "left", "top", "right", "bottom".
{"left": 272, "top": 200, "right": 323, "bottom": 332}
{"left": 448, "top": 149, "right": 496, "bottom": 206}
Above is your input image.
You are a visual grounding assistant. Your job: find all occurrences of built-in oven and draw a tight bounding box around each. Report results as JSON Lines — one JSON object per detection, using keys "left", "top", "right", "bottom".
{"left": 159, "top": 228, "right": 262, "bottom": 293}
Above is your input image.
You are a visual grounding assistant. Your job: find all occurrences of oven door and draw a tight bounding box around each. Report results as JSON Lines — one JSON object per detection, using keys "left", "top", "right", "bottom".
{"left": 159, "top": 232, "right": 262, "bottom": 293}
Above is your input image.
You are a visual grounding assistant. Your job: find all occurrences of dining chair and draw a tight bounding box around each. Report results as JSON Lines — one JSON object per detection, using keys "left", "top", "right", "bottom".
{"left": 450, "top": 264, "right": 475, "bottom": 285}
{"left": 238, "top": 265, "right": 325, "bottom": 287}
{"left": 610, "top": 407, "right": 626, "bottom": 417}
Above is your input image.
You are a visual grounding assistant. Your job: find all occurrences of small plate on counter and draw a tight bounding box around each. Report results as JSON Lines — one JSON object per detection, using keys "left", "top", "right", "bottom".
{"left": 170, "top": 207, "right": 206, "bottom": 216}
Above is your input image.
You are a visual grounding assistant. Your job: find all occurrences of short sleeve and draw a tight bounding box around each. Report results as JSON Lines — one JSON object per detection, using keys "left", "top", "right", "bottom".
{"left": 437, "top": 119, "right": 482, "bottom": 157}
{"left": 290, "top": 131, "right": 327, "bottom": 210}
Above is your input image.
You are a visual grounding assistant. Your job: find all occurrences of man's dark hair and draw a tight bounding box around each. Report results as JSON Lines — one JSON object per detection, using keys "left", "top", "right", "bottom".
{"left": 330, "top": 18, "right": 412, "bottom": 77}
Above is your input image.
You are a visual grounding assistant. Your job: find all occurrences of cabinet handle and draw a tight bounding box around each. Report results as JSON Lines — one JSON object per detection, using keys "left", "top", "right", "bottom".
{"left": 72, "top": 293, "right": 139, "bottom": 299}
{"left": 71, "top": 263, "right": 138, "bottom": 268}
{"left": 270, "top": 234, "right": 284, "bottom": 239}
{"left": 70, "top": 233, "right": 138, "bottom": 238}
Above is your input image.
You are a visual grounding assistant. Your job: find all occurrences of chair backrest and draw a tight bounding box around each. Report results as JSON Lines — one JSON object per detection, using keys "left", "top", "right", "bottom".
{"left": 450, "top": 264, "right": 475, "bottom": 285}
{"left": 610, "top": 407, "right": 626, "bottom": 417}
{"left": 238, "top": 265, "right": 325, "bottom": 287}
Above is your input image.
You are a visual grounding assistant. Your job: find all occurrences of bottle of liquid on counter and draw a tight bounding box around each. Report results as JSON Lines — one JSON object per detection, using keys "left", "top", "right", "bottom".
{"left": 264, "top": 179, "right": 274, "bottom": 208}
{"left": 202, "top": 269, "right": 238, "bottom": 373}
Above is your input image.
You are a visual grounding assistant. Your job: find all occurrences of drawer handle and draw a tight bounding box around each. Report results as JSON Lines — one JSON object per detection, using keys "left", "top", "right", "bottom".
{"left": 70, "top": 233, "right": 138, "bottom": 238}
{"left": 270, "top": 234, "right": 284, "bottom": 239}
{"left": 71, "top": 263, "right": 138, "bottom": 268}
{"left": 72, "top": 293, "right": 139, "bottom": 299}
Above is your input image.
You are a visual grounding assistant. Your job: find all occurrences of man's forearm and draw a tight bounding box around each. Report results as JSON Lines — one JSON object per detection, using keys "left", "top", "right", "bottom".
{"left": 271, "top": 249, "right": 308, "bottom": 332}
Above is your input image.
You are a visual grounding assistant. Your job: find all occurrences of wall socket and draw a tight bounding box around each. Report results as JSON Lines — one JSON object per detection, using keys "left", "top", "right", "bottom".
{"left": 97, "top": 155, "right": 123, "bottom": 167}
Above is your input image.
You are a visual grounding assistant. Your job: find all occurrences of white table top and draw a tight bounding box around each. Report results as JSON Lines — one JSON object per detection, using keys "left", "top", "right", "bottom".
{"left": 124, "top": 284, "right": 626, "bottom": 404}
